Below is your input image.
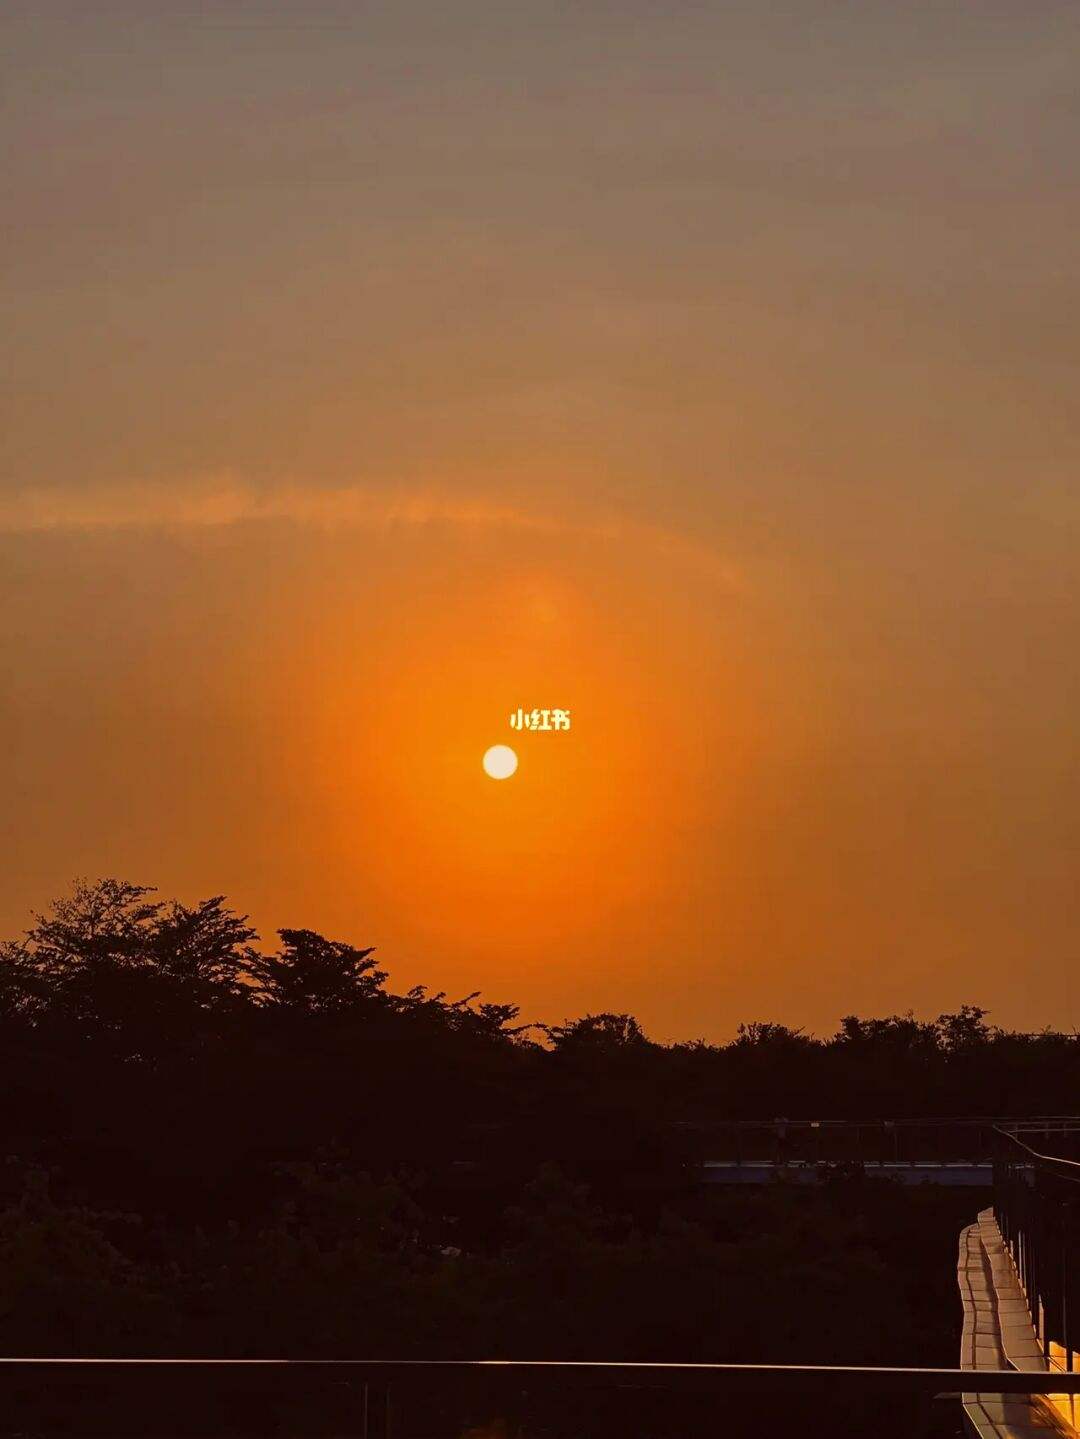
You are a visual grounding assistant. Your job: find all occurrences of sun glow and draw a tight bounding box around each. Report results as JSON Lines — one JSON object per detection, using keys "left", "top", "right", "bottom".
{"left": 482, "top": 744, "right": 518, "bottom": 780}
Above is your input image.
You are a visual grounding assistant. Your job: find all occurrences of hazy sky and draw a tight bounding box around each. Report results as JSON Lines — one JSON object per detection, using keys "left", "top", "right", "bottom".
{"left": 3, "top": 0, "right": 1078, "bottom": 1039}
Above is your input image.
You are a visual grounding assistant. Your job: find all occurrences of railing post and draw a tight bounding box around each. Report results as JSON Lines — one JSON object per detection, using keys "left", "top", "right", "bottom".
{"left": 1064, "top": 1216, "right": 1072, "bottom": 1371}
{"left": 1064, "top": 1198, "right": 1076, "bottom": 1373}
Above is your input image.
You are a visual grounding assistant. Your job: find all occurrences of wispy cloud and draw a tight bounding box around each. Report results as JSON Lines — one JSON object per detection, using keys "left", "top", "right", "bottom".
{"left": 0, "top": 478, "right": 541, "bottom": 535}
{"left": 0, "top": 478, "right": 743, "bottom": 587}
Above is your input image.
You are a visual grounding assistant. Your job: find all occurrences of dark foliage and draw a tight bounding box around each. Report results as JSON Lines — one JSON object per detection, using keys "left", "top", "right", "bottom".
{"left": 0, "top": 878, "right": 1073, "bottom": 1371}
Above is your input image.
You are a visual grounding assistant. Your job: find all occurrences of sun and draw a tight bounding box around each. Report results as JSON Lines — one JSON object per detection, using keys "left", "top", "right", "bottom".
{"left": 482, "top": 744, "right": 518, "bottom": 780}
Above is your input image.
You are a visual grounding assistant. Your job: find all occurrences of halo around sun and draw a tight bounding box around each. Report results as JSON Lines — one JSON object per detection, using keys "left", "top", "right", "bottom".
{"left": 483, "top": 744, "right": 518, "bottom": 780}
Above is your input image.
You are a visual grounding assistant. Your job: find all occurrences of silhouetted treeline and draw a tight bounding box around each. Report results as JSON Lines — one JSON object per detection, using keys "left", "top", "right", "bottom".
{"left": 3, "top": 879, "right": 1075, "bottom": 1188}
{"left": 0, "top": 879, "right": 1072, "bottom": 1366}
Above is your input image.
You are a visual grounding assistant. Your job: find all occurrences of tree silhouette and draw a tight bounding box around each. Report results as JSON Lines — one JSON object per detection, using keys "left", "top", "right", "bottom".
{"left": 248, "top": 928, "right": 386, "bottom": 1012}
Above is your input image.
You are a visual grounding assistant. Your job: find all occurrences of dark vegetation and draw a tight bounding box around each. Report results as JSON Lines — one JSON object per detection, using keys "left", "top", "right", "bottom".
{"left": 0, "top": 878, "right": 1074, "bottom": 1373}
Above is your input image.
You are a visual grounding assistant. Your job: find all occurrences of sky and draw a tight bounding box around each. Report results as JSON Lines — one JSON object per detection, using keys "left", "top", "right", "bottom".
{"left": 2, "top": 0, "right": 1078, "bottom": 1040}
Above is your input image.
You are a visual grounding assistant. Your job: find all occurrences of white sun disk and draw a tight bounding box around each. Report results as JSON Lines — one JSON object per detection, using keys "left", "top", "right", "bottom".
{"left": 483, "top": 744, "right": 518, "bottom": 780}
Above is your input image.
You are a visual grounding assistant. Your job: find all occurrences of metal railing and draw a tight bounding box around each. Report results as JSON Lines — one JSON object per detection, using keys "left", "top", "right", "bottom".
{"left": 683, "top": 1115, "right": 1080, "bottom": 1168}
{"left": 993, "top": 1126, "right": 1080, "bottom": 1366}
{"left": 2, "top": 1358, "right": 1080, "bottom": 1436}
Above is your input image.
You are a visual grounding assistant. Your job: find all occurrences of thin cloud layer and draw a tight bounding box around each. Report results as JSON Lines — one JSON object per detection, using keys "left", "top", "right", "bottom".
{"left": 0, "top": 479, "right": 744, "bottom": 588}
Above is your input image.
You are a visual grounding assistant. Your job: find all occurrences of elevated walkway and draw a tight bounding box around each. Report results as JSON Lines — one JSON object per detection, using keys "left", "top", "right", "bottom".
{"left": 704, "top": 1159, "right": 993, "bottom": 1186}
{"left": 959, "top": 1208, "right": 1078, "bottom": 1438}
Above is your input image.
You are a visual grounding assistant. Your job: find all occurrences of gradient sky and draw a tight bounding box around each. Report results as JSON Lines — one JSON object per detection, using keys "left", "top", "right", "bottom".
{"left": 3, "top": 0, "right": 1078, "bottom": 1039}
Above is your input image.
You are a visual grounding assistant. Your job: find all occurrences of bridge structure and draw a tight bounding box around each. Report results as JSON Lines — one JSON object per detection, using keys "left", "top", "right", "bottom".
{"left": 689, "top": 1115, "right": 1080, "bottom": 1186}
{"left": 682, "top": 1113, "right": 1080, "bottom": 1435}
{"left": 686, "top": 1115, "right": 1080, "bottom": 1437}
{"left": 957, "top": 1123, "right": 1080, "bottom": 1439}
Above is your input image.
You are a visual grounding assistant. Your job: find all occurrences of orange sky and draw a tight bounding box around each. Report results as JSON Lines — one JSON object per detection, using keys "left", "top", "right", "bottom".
{"left": 2, "top": 1, "right": 1078, "bottom": 1038}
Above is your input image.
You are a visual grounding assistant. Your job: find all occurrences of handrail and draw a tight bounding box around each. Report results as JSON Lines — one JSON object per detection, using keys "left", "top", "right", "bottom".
{"left": 993, "top": 1125, "right": 1080, "bottom": 1362}
{"left": 0, "top": 1357, "right": 1079, "bottom": 1395}
{"left": 993, "top": 1125, "right": 1080, "bottom": 1181}
{"left": 685, "top": 1116, "right": 1080, "bottom": 1172}
{"left": 677, "top": 1116, "right": 1080, "bottom": 1130}
{"left": 1005, "top": 1121, "right": 1080, "bottom": 1131}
